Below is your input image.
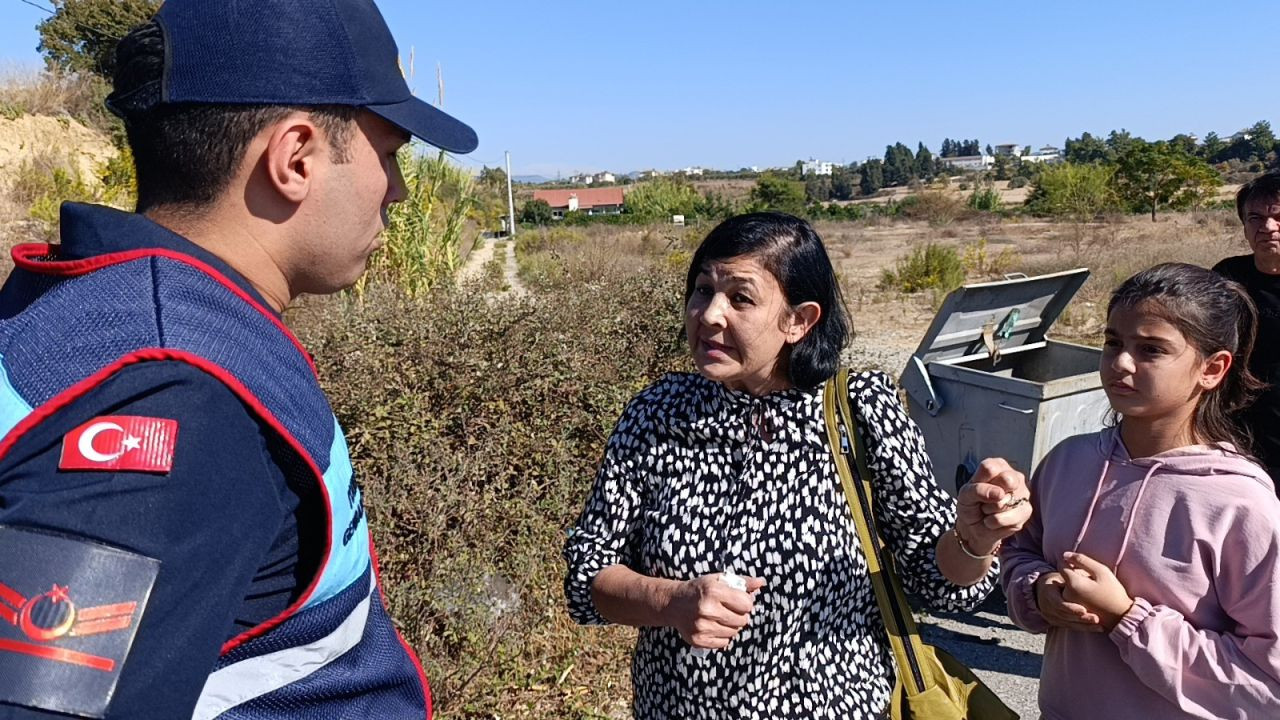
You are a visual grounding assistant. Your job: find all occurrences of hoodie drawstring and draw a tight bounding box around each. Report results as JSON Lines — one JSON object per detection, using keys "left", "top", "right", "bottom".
{"left": 1071, "top": 430, "right": 1164, "bottom": 572}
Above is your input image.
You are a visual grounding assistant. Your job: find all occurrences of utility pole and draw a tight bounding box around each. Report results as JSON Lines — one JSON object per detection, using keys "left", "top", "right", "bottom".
{"left": 505, "top": 150, "right": 516, "bottom": 238}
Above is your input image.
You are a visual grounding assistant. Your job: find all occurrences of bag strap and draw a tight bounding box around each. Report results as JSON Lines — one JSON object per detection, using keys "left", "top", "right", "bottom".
{"left": 822, "top": 368, "right": 933, "bottom": 697}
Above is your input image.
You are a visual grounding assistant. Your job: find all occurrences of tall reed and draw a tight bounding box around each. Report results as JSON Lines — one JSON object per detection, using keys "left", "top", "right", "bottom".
{"left": 354, "top": 147, "right": 477, "bottom": 298}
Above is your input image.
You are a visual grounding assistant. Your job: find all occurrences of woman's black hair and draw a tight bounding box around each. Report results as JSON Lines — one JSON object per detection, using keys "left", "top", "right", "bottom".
{"left": 1108, "top": 262, "right": 1267, "bottom": 452}
{"left": 684, "top": 212, "right": 852, "bottom": 388}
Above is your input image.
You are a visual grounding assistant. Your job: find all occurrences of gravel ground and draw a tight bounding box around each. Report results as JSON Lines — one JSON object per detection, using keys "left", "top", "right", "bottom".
{"left": 919, "top": 592, "right": 1044, "bottom": 719}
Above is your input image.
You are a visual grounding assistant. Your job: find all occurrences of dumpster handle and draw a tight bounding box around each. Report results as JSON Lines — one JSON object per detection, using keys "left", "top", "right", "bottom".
{"left": 997, "top": 402, "right": 1034, "bottom": 415}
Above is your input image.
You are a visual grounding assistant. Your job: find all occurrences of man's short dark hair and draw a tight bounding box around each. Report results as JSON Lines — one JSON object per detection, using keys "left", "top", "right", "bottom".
{"left": 1236, "top": 170, "right": 1280, "bottom": 223}
{"left": 112, "top": 21, "right": 359, "bottom": 213}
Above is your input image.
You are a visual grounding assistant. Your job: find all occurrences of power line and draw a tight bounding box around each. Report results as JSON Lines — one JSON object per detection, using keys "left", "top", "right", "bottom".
{"left": 13, "top": 0, "right": 136, "bottom": 44}
{"left": 16, "top": 0, "right": 53, "bottom": 14}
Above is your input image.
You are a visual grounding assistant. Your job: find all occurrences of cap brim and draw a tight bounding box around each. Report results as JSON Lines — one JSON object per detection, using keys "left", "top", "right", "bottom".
{"left": 367, "top": 96, "right": 478, "bottom": 154}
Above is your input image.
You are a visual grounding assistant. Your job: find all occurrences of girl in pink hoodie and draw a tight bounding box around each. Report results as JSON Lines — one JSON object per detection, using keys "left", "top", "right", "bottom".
{"left": 1002, "top": 262, "right": 1280, "bottom": 720}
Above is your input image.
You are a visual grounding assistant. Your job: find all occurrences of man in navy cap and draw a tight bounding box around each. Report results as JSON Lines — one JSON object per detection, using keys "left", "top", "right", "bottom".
{"left": 0, "top": 1, "right": 475, "bottom": 718}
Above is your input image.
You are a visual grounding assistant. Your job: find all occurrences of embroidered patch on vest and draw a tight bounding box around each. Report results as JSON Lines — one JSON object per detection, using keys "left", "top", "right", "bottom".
{"left": 59, "top": 416, "right": 178, "bottom": 473}
{"left": 0, "top": 525, "right": 159, "bottom": 718}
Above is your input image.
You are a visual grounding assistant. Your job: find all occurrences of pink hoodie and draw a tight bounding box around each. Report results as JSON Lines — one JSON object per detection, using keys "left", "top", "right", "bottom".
{"left": 1002, "top": 426, "right": 1280, "bottom": 720}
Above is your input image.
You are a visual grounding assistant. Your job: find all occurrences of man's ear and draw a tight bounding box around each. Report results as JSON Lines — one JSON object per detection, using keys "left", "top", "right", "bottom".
{"left": 261, "top": 114, "right": 321, "bottom": 203}
{"left": 786, "top": 301, "right": 822, "bottom": 344}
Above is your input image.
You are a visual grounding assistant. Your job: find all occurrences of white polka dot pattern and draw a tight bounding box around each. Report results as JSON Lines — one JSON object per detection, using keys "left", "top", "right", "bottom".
{"left": 564, "top": 371, "right": 997, "bottom": 719}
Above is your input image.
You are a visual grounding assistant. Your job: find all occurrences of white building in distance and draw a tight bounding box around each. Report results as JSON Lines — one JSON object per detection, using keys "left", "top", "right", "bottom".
{"left": 939, "top": 154, "right": 994, "bottom": 172}
{"left": 1022, "top": 146, "right": 1063, "bottom": 164}
{"left": 802, "top": 158, "right": 834, "bottom": 176}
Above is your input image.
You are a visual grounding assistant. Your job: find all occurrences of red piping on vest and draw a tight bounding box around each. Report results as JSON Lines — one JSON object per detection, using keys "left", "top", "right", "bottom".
{"left": 370, "top": 537, "right": 433, "bottom": 717}
{"left": 0, "top": 348, "right": 334, "bottom": 653}
{"left": 7, "top": 243, "right": 431, "bottom": 712}
{"left": 10, "top": 244, "right": 317, "bottom": 376}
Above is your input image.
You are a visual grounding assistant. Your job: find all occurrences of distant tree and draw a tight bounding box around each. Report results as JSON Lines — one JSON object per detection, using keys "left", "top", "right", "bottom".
{"left": 985, "top": 144, "right": 994, "bottom": 157}
{"left": 959, "top": 139, "right": 981, "bottom": 156}
{"left": 1245, "top": 121, "right": 1278, "bottom": 160}
{"left": 1169, "top": 133, "right": 1198, "bottom": 156}
{"left": 860, "top": 159, "right": 884, "bottom": 195}
{"left": 830, "top": 166, "right": 856, "bottom": 200}
{"left": 1106, "top": 129, "right": 1137, "bottom": 158}
{"left": 750, "top": 174, "right": 807, "bottom": 215}
{"left": 37, "top": 0, "right": 160, "bottom": 79}
{"left": 479, "top": 166, "right": 507, "bottom": 193}
{"left": 883, "top": 142, "right": 915, "bottom": 186}
{"left": 940, "top": 138, "right": 956, "bottom": 158}
{"left": 1064, "top": 132, "right": 1110, "bottom": 164}
{"left": 804, "top": 175, "right": 832, "bottom": 203}
{"left": 694, "top": 190, "right": 737, "bottom": 221}
{"left": 1113, "top": 140, "right": 1221, "bottom": 221}
{"left": 624, "top": 177, "right": 701, "bottom": 221}
{"left": 791, "top": 160, "right": 805, "bottom": 180}
{"left": 519, "top": 198, "right": 553, "bottom": 226}
{"left": 1026, "top": 162, "right": 1118, "bottom": 220}
{"left": 1199, "top": 131, "right": 1226, "bottom": 161}
{"left": 992, "top": 154, "right": 1013, "bottom": 181}
{"left": 915, "top": 142, "right": 934, "bottom": 181}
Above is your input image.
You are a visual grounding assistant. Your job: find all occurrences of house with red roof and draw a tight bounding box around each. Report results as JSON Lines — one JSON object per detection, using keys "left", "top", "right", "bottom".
{"left": 532, "top": 187, "right": 625, "bottom": 219}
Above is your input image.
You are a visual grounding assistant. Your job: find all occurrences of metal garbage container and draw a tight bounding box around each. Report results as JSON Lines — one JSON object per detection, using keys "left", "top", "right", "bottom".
{"left": 899, "top": 268, "right": 1111, "bottom": 497}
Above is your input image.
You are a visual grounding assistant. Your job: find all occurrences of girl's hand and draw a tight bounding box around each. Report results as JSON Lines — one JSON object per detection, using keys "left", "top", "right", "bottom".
{"left": 1034, "top": 571, "right": 1103, "bottom": 632}
{"left": 957, "top": 458, "right": 1033, "bottom": 553}
{"left": 1060, "top": 552, "right": 1134, "bottom": 631}
{"left": 668, "top": 573, "right": 766, "bottom": 649}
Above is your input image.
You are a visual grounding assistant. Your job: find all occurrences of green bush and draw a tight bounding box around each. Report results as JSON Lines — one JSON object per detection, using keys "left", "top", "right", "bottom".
{"left": 292, "top": 268, "right": 687, "bottom": 718}
{"left": 1025, "top": 162, "right": 1118, "bottom": 219}
{"left": 967, "top": 185, "right": 1001, "bottom": 212}
{"left": 879, "top": 243, "right": 967, "bottom": 294}
{"left": 12, "top": 153, "right": 97, "bottom": 231}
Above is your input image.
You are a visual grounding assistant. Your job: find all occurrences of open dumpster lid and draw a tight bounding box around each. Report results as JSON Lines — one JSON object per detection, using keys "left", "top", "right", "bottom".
{"left": 911, "top": 268, "right": 1090, "bottom": 364}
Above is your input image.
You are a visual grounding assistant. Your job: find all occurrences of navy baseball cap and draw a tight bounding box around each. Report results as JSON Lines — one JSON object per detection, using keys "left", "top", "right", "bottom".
{"left": 115, "top": 0, "right": 477, "bottom": 153}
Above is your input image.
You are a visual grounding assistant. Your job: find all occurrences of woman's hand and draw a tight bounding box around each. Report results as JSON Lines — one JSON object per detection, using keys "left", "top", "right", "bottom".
{"left": 1034, "top": 571, "right": 1103, "bottom": 632}
{"left": 957, "top": 458, "right": 1033, "bottom": 553}
{"left": 667, "top": 573, "right": 766, "bottom": 650}
{"left": 1060, "top": 552, "right": 1134, "bottom": 632}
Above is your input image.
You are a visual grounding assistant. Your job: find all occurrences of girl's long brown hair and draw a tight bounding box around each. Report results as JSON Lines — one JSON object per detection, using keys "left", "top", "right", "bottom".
{"left": 1108, "top": 263, "right": 1267, "bottom": 452}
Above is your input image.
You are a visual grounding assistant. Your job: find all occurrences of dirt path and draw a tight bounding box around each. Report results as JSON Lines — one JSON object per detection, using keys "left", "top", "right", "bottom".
{"left": 458, "top": 237, "right": 496, "bottom": 281}
{"left": 458, "top": 236, "right": 527, "bottom": 296}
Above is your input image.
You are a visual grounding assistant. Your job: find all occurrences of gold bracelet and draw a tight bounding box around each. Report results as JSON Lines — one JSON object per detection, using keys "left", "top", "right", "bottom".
{"left": 953, "top": 527, "right": 1000, "bottom": 559}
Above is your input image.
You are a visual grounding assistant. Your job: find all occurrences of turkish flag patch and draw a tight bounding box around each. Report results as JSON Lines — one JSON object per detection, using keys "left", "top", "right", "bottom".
{"left": 58, "top": 416, "right": 178, "bottom": 474}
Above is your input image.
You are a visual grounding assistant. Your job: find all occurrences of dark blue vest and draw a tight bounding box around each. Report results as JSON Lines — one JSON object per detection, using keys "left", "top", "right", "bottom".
{"left": 0, "top": 243, "right": 430, "bottom": 719}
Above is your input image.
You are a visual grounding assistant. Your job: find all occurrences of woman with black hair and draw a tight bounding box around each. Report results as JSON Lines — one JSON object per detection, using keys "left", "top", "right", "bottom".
{"left": 563, "top": 212, "right": 1031, "bottom": 719}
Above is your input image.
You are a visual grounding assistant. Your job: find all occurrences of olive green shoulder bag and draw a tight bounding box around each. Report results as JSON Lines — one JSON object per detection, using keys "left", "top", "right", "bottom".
{"left": 822, "top": 368, "right": 1018, "bottom": 720}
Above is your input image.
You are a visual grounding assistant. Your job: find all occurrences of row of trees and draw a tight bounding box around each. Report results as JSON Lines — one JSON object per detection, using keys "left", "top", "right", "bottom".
{"left": 1064, "top": 123, "right": 1277, "bottom": 167}
{"left": 1029, "top": 138, "right": 1222, "bottom": 222}
{"left": 522, "top": 135, "right": 1227, "bottom": 227}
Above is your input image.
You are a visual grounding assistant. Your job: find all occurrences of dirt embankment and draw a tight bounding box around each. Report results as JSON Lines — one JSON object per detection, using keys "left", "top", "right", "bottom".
{"left": 0, "top": 114, "right": 116, "bottom": 190}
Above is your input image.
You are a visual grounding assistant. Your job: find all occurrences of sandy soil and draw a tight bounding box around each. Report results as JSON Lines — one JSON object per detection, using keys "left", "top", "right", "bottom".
{"left": 0, "top": 115, "right": 116, "bottom": 191}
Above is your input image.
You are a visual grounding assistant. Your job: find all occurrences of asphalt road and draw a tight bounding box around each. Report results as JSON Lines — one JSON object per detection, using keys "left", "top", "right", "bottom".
{"left": 917, "top": 592, "right": 1045, "bottom": 719}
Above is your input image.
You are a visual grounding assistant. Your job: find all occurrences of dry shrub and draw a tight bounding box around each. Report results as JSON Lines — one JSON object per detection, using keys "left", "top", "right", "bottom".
{"left": 1025, "top": 213, "right": 1242, "bottom": 343}
{"left": 516, "top": 225, "right": 683, "bottom": 292}
{"left": 292, "top": 267, "right": 688, "bottom": 718}
{"left": 0, "top": 70, "right": 116, "bottom": 135}
{"left": 898, "top": 190, "right": 964, "bottom": 225}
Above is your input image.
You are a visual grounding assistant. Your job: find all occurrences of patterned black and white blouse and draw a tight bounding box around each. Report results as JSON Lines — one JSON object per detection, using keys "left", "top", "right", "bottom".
{"left": 564, "top": 370, "right": 996, "bottom": 719}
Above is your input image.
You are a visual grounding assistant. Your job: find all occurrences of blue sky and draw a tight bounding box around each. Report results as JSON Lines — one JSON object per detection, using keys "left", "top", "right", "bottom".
{"left": 0, "top": 1, "right": 1270, "bottom": 178}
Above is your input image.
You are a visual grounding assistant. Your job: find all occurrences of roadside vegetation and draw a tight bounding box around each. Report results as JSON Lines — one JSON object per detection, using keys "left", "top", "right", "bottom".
{"left": 0, "top": 4, "right": 1269, "bottom": 716}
